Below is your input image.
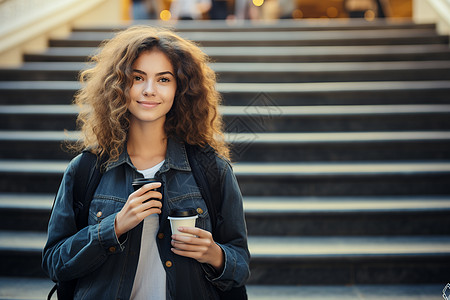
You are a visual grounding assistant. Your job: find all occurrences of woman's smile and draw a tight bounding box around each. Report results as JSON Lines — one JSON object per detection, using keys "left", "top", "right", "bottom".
{"left": 137, "top": 100, "right": 161, "bottom": 109}
{"left": 128, "top": 49, "right": 177, "bottom": 125}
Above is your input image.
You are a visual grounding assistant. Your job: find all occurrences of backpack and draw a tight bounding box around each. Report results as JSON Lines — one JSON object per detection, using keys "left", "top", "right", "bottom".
{"left": 48, "top": 151, "right": 106, "bottom": 300}
{"left": 48, "top": 145, "right": 247, "bottom": 299}
{"left": 185, "top": 144, "right": 248, "bottom": 300}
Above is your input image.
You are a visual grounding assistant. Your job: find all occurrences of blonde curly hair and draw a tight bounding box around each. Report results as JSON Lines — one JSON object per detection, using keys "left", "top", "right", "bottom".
{"left": 73, "top": 26, "right": 229, "bottom": 165}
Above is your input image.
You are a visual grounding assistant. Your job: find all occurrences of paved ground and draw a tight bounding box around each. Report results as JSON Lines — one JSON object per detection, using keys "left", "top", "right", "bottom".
{"left": 0, "top": 277, "right": 445, "bottom": 299}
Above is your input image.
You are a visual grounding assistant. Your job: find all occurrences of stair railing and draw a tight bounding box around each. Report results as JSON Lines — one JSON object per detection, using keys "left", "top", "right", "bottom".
{"left": 0, "top": 0, "right": 123, "bottom": 67}
{"left": 413, "top": 0, "right": 450, "bottom": 45}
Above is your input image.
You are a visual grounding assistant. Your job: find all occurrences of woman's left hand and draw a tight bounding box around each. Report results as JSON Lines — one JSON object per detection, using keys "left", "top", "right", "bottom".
{"left": 171, "top": 227, "right": 224, "bottom": 273}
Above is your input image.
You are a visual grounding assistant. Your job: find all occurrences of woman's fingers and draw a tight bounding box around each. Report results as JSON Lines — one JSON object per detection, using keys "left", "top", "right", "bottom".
{"left": 170, "top": 227, "right": 224, "bottom": 269}
{"left": 137, "top": 207, "right": 162, "bottom": 219}
{"left": 130, "top": 182, "right": 162, "bottom": 198}
{"left": 114, "top": 183, "right": 163, "bottom": 238}
{"left": 170, "top": 228, "right": 213, "bottom": 253}
{"left": 140, "top": 199, "right": 162, "bottom": 211}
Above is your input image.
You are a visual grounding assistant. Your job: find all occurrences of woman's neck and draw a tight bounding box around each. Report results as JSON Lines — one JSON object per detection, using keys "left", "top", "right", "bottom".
{"left": 127, "top": 119, "right": 167, "bottom": 170}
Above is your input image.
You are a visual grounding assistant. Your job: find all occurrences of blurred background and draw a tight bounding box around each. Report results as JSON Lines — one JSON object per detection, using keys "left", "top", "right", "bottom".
{"left": 1, "top": 0, "right": 450, "bottom": 299}
{"left": 127, "top": 0, "right": 413, "bottom": 22}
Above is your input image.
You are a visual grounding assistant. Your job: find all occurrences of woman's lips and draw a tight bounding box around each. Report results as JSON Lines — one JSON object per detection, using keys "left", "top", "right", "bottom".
{"left": 138, "top": 101, "right": 160, "bottom": 108}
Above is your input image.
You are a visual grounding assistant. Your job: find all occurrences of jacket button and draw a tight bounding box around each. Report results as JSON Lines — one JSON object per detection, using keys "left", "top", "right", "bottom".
{"left": 96, "top": 211, "right": 102, "bottom": 218}
{"left": 157, "top": 233, "right": 164, "bottom": 239}
{"left": 165, "top": 260, "right": 172, "bottom": 268}
{"left": 196, "top": 208, "right": 203, "bottom": 214}
{"left": 109, "top": 246, "right": 116, "bottom": 253}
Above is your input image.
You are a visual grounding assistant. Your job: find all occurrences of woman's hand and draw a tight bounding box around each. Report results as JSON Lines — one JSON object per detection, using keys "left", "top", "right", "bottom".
{"left": 114, "top": 182, "right": 162, "bottom": 238}
{"left": 171, "top": 227, "right": 225, "bottom": 273}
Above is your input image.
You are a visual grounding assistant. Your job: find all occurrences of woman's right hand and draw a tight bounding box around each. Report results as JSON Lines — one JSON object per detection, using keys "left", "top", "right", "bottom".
{"left": 114, "top": 182, "right": 162, "bottom": 238}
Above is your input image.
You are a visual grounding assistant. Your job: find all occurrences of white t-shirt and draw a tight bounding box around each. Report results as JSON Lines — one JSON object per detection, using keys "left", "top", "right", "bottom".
{"left": 130, "top": 160, "right": 166, "bottom": 300}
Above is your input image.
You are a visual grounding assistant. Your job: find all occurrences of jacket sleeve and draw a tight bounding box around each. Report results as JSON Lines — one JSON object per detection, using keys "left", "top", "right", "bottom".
{"left": 41, "top": 154, "right": 125, "bottom": 282}
{"left": 202, "top": 158, "right": 251, "bottom": 291}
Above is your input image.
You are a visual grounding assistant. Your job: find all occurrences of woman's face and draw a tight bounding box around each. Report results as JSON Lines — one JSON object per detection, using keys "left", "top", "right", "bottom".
{"left": 128, "top": 49, "right": 177, "bottom": 126}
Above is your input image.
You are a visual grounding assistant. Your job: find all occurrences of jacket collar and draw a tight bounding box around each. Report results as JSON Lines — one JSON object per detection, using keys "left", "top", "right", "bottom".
{"left": 105, "top": 138, "right": 191, "bottom": 173}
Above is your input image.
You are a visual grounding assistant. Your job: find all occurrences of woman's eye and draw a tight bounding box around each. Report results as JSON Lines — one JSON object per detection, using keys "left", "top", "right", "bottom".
{"left": 159, "top": 77, "right": 170, "bottom": 83}
{"left": 134, "top": 75, "right": 143, "bottom": 81}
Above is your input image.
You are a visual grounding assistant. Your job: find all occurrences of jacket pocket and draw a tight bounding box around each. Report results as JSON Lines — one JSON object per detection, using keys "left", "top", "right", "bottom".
{"left": 88, "top": 195, "right": 125, "bottom": 225}
{"left": 168, "top": 193, "right": 211, "bottom": 232}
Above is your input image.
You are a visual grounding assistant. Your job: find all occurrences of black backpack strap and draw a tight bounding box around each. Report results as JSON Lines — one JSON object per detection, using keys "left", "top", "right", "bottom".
{"left": 47, "top": 284, "right": 57, "bottom": 300}
{"left": 185, "top": 143, "right": 248, "bottom": 300}
{"left": 47, "top": 151, "right": 106, "bottom": 300}
{"left": 73, "top": 151, "right": 106, "bottom": 230}
{"left": 185, "top": 143, "right": 221, "bottom": 234}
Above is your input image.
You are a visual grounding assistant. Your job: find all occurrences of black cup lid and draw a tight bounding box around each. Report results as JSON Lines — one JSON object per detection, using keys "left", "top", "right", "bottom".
{"left": 132, "top": 177, "right": 157, "bottom": 183}
{"left": 131, "top": 178, "right": 159, "bottom": 185}
{"left": 169, "top": 208, "right": 197, "bottom": 217}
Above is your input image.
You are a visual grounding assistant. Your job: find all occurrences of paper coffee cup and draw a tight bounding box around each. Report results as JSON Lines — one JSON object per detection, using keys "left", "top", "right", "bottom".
{"left": 131, "top": 178, "right": 161, "bottom": 192}
{"left": 131, "top": 178, "right": 162, "bottom": 205}
{"left": 168, "top": 208, "right": 198, "bottom": 236}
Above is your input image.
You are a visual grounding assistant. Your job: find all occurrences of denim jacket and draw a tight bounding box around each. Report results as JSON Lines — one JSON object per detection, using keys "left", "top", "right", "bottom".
{"left": 42, "top": 138, "right": 250, "bottom": 299}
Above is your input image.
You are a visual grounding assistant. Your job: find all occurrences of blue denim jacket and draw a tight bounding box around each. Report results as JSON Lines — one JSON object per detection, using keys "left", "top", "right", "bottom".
{"left": 42, "top": 139, "right": 250, "bottom": 299}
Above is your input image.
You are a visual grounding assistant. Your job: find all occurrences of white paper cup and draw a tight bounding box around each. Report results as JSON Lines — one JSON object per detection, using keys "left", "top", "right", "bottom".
{"left": 168, "top": 215, "right": 198, "bottom": 236}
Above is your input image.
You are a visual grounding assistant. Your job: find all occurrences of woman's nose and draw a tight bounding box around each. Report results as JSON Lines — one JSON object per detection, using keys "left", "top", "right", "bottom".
{"left": 143, "top": 81, "right": 156, "bottom": 96}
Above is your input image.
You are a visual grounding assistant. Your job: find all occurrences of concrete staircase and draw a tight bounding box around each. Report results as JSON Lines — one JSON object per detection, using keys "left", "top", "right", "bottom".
{"left": 1, "top": 19, "right": 450, "bottom": 299}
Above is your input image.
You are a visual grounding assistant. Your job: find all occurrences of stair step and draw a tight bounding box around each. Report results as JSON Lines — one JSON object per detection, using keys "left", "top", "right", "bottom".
{"left": 0, "top": 280, "right": 443, "bottom": 300}
{"left": 234, "top": 161, "right": 450, "bottom": 196}
{"left": 217, "top": 81, "right": 450, "bottom": 105}
{"left": 0, "top": 277, "right": 54, "bottom": 300}
{"left": 48, "top": 29, "right": 448, "bottom": 47}
{"left": 2, "top": 104, "right": 450, "bottom": 132}
{"left": 3, "top": 61, "right": 450, "bottom": 82}
{"left": 2, "top": 81, "right": 450, "bottom": 105}
{"left": 0, "top": 194, "right": 52, "bottom": 232}
{"left": 0, "top": 160, "right": 449, "bottom": 195}
{"left": 246, "top": 284, "right": 444, "bottom": 300}
{"left": 1, "top": 131, "right": 449, "bottom": 161}
{"left": 0, "top": 231, "right": 47, "bottom": 277}
{"left": 226, "top": 131, "right": 450, "bottom": 162}
{"left": 0, "top": 105, "right": 78, "bottom": 131}
{"left": 244, "top": 195, "right": 450, "bottom": 236}
{"left": 224, "top": 104, "right": 450, "bottom": 132}
{"left": 0, "top": 62, "right": 88, "bottom": 81}
{"left": 1, "top": 193, "right": 449, "bottom": 236}
{"left": 23, "top": 45, "right": 450, "bottom": 63}
{"left": 248, "top": 236, "right": 450, "bottom": 284}
{"left": 214, "top": 61, "right": 450, "bottom": 82}
{"left": 73, "top": 19, "right": 437, "bottom": 33}
{"left": 1, "top": 230, "right": 448, "bottom": 284}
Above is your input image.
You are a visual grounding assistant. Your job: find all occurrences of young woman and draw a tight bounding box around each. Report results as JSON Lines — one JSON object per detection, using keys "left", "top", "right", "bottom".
{"left": 42, "top": 26, "right": 250, "bottom": 299}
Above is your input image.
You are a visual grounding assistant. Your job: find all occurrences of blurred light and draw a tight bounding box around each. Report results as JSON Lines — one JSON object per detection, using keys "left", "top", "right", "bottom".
{"left": 253, "top": 0, "right": 264, "bottom": 7}
{"left": 364, "top": 9, "right": 375, "bottom": 21}
{"left": 292, "top": 9, "right": 303, "bottom": 19}
{"left": 160, "top": 9, "right": 171, "bottom": 21}
{"left": 326, "top": 6, "right": 339, "bottom": 18}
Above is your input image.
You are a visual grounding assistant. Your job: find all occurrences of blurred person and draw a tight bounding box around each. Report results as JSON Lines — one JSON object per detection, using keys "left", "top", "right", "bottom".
{"left": 132, "top": 0, "right": 163, "bottom": 20}
{"left": 233, "top": 0, "right": 249, "bottom": 20}
{"left": 170, "top": 0, "right": 212, "bottom": 20}
{"left": 262, "top": 0, "right": 280, "bottom": 20}
{"left": 209, "top": 0, "right": 229, "bottom": 20}
{"left": 278, "top": 0, "right": 296, "bottom": 19}
{"left": 42, "top": 25, "right": 250, "bottom": 300}
{"left": 344, "top": 0, "right": 387, "bottom": 18}
{"left": 132, "top": 0, "right": 151, "bottom": 19}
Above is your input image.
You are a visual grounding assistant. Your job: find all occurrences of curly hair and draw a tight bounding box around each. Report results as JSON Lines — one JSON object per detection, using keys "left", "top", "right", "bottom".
{"left": 73, "top": 26, "right": 229, "bottom": 165}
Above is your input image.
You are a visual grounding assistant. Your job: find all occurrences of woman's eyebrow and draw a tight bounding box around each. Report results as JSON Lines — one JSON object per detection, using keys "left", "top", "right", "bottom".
{"left": 156, "top": 71, "right": 175, "bottom": 77}
{"left": 132, "top": 69, "right": 146, "bottom": 75}
{"left": 132, "top": 69, "right": 174, "bottom": 77}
